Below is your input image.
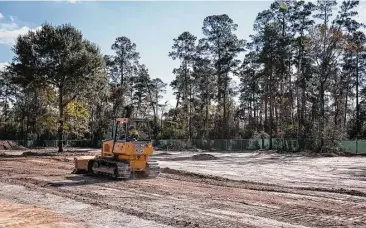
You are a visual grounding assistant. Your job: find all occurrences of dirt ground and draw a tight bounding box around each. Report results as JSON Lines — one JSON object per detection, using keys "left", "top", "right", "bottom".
{"left": 0, "top": 199, "right": 85, "bottom": 228}
{"left": 0, "top": 149, "right": 366, "bottom": 228}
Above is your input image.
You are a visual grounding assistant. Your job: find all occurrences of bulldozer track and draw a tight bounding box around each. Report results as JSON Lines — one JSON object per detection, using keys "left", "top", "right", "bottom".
{"left": 3, "top": 171, "right": 366, "bottom": 228}
{"left": 88, "top": 158, "right": 132, "bottom": 179}
{"left": 0, "top": 155, "right": 366, "bottom": 228}
{"left": 86, "top": 158, "right": 161, "bottom": 179}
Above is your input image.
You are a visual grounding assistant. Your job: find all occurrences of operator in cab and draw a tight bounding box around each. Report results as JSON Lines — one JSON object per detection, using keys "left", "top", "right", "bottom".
{"left": 128, "top": 125, "right": 139, "bottom": 141}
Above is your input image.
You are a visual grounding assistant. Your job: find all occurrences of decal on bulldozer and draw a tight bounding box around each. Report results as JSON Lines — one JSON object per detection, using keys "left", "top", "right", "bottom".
{"left": 134, "top": 143, "right": 145, "bottom": 154}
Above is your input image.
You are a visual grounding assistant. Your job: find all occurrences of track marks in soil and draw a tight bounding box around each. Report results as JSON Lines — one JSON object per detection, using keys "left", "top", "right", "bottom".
{"left": 1, "top": 156, "right": 366, "bottom": 228}
{"left": 161, "top": 167, "right": 366, "bottom": 197}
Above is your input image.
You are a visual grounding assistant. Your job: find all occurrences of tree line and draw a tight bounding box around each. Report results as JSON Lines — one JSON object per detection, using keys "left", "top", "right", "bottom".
{"left": 0, "top": 0, "right": 365, "bottom": 153}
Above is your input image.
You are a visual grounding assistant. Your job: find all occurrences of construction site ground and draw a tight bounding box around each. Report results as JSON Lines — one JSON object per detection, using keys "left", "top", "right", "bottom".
{"left": 0, "top": 148, "right": 366, "bottom": 228}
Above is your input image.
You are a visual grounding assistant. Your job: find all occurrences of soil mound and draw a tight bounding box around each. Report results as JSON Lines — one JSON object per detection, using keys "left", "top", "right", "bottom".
{"left": 191, "top": 153, "right": 218, "bottom": 161}
{"left": 0, "top": 140, "right": 27, "bottom": 150}
{"left": 155, "top": 152, "right": 173, "bottom": 156}
{"left": 21, "top": 151, "right": 54, "bottom": 157}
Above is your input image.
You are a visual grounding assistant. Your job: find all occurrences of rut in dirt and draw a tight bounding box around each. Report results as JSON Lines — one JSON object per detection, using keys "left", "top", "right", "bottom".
{"left": 1, "top": 156, "right": 366, "bottom": 228}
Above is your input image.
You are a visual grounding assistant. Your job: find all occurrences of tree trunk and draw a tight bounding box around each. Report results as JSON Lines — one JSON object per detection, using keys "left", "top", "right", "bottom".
{"left": 189, "top": 78, "right": 193, "bottom": 140}
{"left": 217, "top": 38, "right": 222, "bottom": 139}
{"left": 223, "top": 73, "right": 228, "bottom": 139}
{"left": 334, "top": 74, "right": 339, "bottom": 126}
{"left": 275, "top": 104, "right": 279, "bottom": 137}
{"left": 319, "top": 82, "right": 325, "bottom": 151}
{"left": 58, "top": 89, "right": 64, "bottom": 152}
{"left": 356, "top": 52, "right": 360, "bottom": 142}
{"left": 269, "top": 64, "right": 273, "bottom": 150}
{"left": 118, "top": 52, "right": 125, "bottom": 117}
{"left": 265, "top": 83, "right": 268, "bottom": 133}
{"left": 25, "top": 116, "right": 29, "bottom": 141}
{"left": 184, "top": 63, "right": 189, "bottom": 139}
{"left": 204, "top": 72, "right": 210, "bottom": 139}
{"left": 344, "top": 90, "right": 348, "bottom": 128}
{"left": 205, "top": 97, "right": 209, "bottom": 139}
{"left": 155, "top": 84, "right": 159, "bottom": 137}
{"left": 301, "top": 83, "right": 306, "bottom": 137}
{"left": 144, "top": 79, "right": 157, "bottom": 138}
{"left": 296, "top": 73, "right": 301, "bottom": 138}
{"left": 3, "top": 84, "right": 9, "bottom": 124}
{"left": 175, "top": 92, "right": 181, "bottom": 109}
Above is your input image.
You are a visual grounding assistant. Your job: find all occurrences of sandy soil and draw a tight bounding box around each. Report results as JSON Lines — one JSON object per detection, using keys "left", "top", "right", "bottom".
{"left": 0, "top": 150, "right": 365, "bottom": 227}
{"left": 156, "top": 151, "right": 366, "bottom": 192}
{"left": 0, "top": 199, "right": 85, "bottom": 228}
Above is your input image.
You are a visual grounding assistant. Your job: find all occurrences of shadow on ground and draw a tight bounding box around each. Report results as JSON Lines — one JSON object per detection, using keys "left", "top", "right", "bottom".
{"left": 44, "top": 173, "right": 158, "bottom": 188}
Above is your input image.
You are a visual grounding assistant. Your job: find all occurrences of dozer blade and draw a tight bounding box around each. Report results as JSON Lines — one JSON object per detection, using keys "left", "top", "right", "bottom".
{"left": 72, "top": 156, "right": 96, "bottom": 174}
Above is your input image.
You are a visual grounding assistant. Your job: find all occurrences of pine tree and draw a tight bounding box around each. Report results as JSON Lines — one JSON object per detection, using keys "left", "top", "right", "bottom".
{"left": 201, "top": 14, "right": 245, "bottom": 139}
{"left": 169, "top": 32, "right": 197, "bottom": 139}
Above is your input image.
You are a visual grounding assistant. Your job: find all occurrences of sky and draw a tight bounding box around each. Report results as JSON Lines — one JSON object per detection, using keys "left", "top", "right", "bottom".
{"left": 0, "top": 0, "right": 366, "bottom": 108}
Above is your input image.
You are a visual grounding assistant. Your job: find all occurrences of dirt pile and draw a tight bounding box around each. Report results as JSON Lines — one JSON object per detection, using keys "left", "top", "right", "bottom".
{"left": 21, "top": 151, "right": 55, "bottom": 157}
{"left": 0, "top": 140, "right": 27, "bottom": 150}
{"left": 155, "top": 152, "right": 173, "bottom": 156}
{"left": 157, "top": 153, "right": 219, "bottom": 161}
{"left": 161, "top": 167, "right": 224, "bottom": 181}
{"left": 191, "top": 153, "right": 218, "bottom": 161}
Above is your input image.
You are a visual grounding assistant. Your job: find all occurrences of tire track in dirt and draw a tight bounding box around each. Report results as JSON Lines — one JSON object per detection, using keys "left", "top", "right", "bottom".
{"left": 146, "top": 174, "right": 366, "bottom": 227}
{"left": 2, "top": 178, "right": 239, "bottom": 228}
{"left": 0, "top": 183, "right": 174, "bottom": 228}
{"left": 161, "top": 167, "right": 366, "bottom": 197}
{"left": 1, "top": 156, "right": 366, "bottom": 228}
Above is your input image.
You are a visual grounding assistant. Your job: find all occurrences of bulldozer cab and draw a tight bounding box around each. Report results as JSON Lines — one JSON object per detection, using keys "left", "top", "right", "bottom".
{"left": 112, "top": 118, "right": 151, "bottom": 142}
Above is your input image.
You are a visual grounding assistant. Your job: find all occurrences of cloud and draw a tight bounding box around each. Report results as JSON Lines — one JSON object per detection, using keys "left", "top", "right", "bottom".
{"left": 0, "top": 62, "right": 9, "bottom": 71}
{"left": 0, "top": 19, "right": 40, "bottom": 45}
{"left": 358, "top": 6, "right": 366, "bottom": 20}
{"left": 357, "top": 5, "right": 366, "bottom": 33}
{"left": 0, "top": 26, "right": 33, "bottom": 45}
{"left": 53, "top": 0, "right": 80, "bottom": 3}
{"left": 0, "top": 13, "right": 4, "bottom": 20}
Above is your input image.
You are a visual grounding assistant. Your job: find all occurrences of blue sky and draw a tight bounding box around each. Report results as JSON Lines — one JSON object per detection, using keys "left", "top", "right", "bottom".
{"left": 0, "top": 1, "right": 365, "bottom": 107}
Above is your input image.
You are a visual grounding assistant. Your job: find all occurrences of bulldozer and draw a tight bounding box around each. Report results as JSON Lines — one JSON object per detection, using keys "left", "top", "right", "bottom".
{"left": 73, "top": 117, "right": 160, "bottom": 179}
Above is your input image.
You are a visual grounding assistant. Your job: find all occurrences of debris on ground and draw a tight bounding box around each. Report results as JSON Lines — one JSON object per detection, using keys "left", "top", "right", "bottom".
{"left": 154, "top": 152, "right": 173, "bottom": 156}
{"left": 155, "top": 153, "right": 219, "bottom": 161}
{"left": 0, "top": 140, "right": 27, "bottom": 150}
{"left": 191, "top": 153, "right": 218, "bottom": 161}
{"left": 21, "top": 151, "right": 55, "bottom": 157}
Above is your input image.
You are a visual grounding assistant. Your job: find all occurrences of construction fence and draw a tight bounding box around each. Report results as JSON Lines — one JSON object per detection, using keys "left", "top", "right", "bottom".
{"left": 10, "top": 138, "right": 366, "bottom": 155}
{"left": 12, "top": 140, "right": 100, "bottom": 149}
{"left": 154, "top": 139, "right": 366, "bottom": 154}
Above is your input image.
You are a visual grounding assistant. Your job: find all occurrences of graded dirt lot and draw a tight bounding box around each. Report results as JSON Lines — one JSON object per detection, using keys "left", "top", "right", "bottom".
{"left": 0, "top": 149, "right": 366, "bottom": 228}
